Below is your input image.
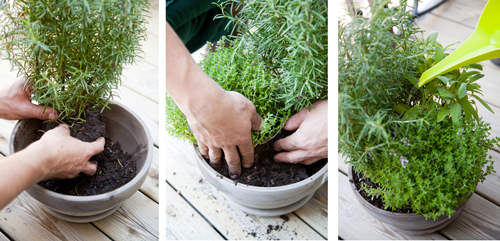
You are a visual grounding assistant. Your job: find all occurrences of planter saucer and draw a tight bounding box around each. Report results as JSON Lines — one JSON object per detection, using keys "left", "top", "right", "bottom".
{"left": 226, "top": 193, "right": 314, "bottom": 216}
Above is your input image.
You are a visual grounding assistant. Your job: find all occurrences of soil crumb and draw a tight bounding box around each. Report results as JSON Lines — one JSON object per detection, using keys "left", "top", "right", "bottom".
{"left": 204, "top": 130, "right": 327, "bottom": 187}
{"left": 38, "top": 108, "right": 137, "bottom": 196}
{"left": 280, "top": 215, "right": 290, "bottom": 222}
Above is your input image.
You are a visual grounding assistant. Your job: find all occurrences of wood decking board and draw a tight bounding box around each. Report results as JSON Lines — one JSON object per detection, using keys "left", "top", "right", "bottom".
{"left": 165, "top": 181, "right": 225, "bottom": 240}
{"left": 92, "top": 192, "right": 159, "bottom": 241}
{"left": 165, "top": 135, "right": 327, "bottom": 240}
{"left": 293, "top": 182, "right": 328, "bottom": 238}
{"left": 0, "top": 191, "right": 111, "bottom": 241}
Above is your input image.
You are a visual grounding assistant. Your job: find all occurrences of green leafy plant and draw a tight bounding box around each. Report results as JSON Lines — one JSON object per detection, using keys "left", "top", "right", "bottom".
{"left": 339, "top": 0, "right": 499, "bottom": 219}
{"left": 166, "top": 0, "right": 328, "bottom": 146}
{"left": 0, "top": 0, "right": 149, "bottom": 120}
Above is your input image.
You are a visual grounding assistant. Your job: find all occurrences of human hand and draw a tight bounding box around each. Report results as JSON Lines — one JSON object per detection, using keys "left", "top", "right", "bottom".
{"left": 30, "top": 125, "right": 105, "bottom": 180}
{"left": 186, "top": 90, "right": 263, "bottom": 179}
{"left": 0, "top": 76, "right": 58, "bottom": 120}
{"left": 273, "top": 99, "right": 328, "bottom": 165}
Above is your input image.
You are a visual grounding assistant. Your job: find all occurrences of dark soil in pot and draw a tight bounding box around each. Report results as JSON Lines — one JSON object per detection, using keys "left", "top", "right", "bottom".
{"left": 204, "top": 130, "right": 327, "bottom": 187}
{"left": 37, "top": 108, "right": 137, "bottom": 196}
{"left": 352, "top": 168, "right": 414, "bottom": 214}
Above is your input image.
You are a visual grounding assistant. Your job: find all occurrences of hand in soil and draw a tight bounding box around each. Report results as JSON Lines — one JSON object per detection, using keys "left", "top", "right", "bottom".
{"left": 274, "top": 99, "right": 328, "bottom": 165}
{"left": 33, "top": 124, "right": 105, "bottom": 180}
{"left": 188, "top": 90, "right": 263, "bottom": 179}
{"left": 0, "top": 76, "right": 58, "bottom": 121}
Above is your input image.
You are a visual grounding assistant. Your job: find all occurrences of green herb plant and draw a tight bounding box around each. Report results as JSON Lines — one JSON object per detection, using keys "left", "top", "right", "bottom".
{"left": 339, "top": 0, "right": 499, "bottom": 220}
{"left": 166, "top": 0, "right": 328, "bottom": 146}
{"left": 0, "top": 0, "right": 149, "bottom": 120}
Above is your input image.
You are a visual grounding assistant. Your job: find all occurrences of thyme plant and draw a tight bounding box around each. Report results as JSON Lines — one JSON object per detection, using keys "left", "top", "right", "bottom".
{"left": 339, "top": 0, "right": 499, "bottom": 219}
{"left": 0, "top": 0, "right": 149, "bottom": 120}
{"left": 166, "top": 0, "right": 328, "bottom": 146}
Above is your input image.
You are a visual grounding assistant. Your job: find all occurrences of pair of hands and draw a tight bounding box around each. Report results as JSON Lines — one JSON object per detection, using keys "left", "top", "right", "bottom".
{"left": 186, "top": 89, "right": 328, "bottom": 179}
{"left": 0, "top": 77, "right": 104, "bottom": 181}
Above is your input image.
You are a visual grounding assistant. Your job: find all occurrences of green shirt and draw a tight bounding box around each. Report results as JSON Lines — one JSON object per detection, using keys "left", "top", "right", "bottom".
{"left": 166, "top": 0, "right": 233, "bottom": 53}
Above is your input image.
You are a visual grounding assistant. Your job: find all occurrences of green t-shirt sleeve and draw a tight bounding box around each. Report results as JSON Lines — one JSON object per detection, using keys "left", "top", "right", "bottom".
{"left": 166, "top": 0, "right": 233, "bottom": 53}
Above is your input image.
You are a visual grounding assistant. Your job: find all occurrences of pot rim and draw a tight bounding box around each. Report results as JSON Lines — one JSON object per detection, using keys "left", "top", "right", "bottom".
{"left": 10, "top": 100, "right": 154, "bottom": 202}
{"left": 194, "top": 144, "right": 328, "bottom": 192}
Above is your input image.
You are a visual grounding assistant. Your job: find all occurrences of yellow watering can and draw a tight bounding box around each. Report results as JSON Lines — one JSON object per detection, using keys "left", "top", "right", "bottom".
{"left": 418, "top": 0, "right": 500, "bottom": 87}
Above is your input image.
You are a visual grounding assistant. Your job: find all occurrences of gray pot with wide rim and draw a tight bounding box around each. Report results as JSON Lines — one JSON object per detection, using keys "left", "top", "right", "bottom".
{"left": 348, "top": 165, "right": 470, "bottom": 235}
{"left": 194, "top": 145, "right": 328, "bottom": 216}
{"left": 9, "top": 101, "right": 153, "bottom": 223}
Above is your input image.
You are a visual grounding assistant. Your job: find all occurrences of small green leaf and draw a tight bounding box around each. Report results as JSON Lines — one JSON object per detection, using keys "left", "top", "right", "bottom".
{"left": 472, "top": 94, "right": 494, "bottom": 114}
{"left": 467, "top": 63, "right": 483, "bottom": 71}
{"left": 459, "top": 71, "right": 479, "bottom": 80}
{"left": 435, "top": 46, "right": 445, "bottom": 63}
{"left": 405, "top": 73, "right": 419, "bottom": 87}
{"left": 394, "top": 104, "right": 410, "bottom": 114}
{"left": 437, "top": 106, "right": 450, "bottom": 122}
{"left": 457, "top": 97, "right": 479, "bottom": 119}
{"left": 450, "top": 102, "right": 461, "bottom": 123}
{"left": 426, "top": 32, "right": 439, "bottom": 45}
{"left": 458, "top": 83, "right": 467, "bottom": 99}
{"left": 436, "top": 76, "right": 450, "bottom": 84}
{"left": 437, "top": 87, "right": 455, "bottom": 99}
{"left": 468, "top": 74, "right": 484, "bottom": 83}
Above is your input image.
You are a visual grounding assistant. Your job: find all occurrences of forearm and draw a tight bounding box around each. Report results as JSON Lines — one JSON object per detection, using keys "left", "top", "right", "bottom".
{"left": 0, "top": 143, "right": 47, "bottom": 209}
{"left": 166, "top": 22, "right": 225, "bottom": 117}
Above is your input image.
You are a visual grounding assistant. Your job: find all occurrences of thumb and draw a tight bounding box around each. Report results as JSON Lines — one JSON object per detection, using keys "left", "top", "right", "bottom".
{"left": 283, "top": 109, "right": 307, "bottom": 131}
{"left": 251, "top": 112, "right": 263, "bottom": 131}
{"left": 27, "top": 103, "right": 58, "bottom": 120}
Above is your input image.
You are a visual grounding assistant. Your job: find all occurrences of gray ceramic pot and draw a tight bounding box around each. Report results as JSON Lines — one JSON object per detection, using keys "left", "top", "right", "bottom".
{"left": 348, "top": 165, "right": 469, "bottom": 235}
{"left": 10, "top": 101, "right": 153, "bottom": 223}
{"left": 195, "top": 145, "right": 328, "bottom": 216}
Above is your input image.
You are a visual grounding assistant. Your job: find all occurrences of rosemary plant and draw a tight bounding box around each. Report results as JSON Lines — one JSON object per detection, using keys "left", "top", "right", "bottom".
{"left": 339, "top": 0, "right": 499, "bottom": 219}
{"left": 0, "top": 0, "right": 149, "bottom": 120}
{"left": 166, "top": 0, "right": 328, "bottom": 146}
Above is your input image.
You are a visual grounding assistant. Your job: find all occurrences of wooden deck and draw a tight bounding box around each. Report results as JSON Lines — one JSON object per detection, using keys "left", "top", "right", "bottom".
{"left": 164, "top": 48, "right": 328, "bottom": 239}
{"left": 338, "top": 0, "right": 500, "bottom": 239}
{"left": 0, "top": 1, "right": 160, "bottom": 240}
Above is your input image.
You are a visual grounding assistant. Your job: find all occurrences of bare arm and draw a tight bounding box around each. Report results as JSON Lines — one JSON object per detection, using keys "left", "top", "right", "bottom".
{"left": 166, "top": 22, "right": 262, "bottom": 179}
{"left": 0, "top": 125, "right": 104, "bottom": 209}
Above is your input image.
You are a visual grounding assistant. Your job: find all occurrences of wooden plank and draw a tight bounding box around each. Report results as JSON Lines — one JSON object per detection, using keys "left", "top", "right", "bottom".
{"left": 93, "top": 191, "right": 159, "bottom": 241}
{"left": 338, "top": 172, "right": 447, "bottom": 240}
{"left": 166, "top": 181, "right": 224, "bottom": 240}
{"left": 0, "top": 191, "right": 110, "bottom": 241}
{"left": 165, "top": 135, "right": 325, "bottom": 240}
{"left": 427, "top": 0, "right": 486, "bottom": 29}
{"left": 440, "top": 193, "right": 500, "bottom": 239}
{"left": 293, "top": 182, "right": 328, "bottom": 239}
{"left": 114, "top": 86, "right": 159, "bottom": 146}
{"left": 141, "top": 148, "right": 159, "bottom": 203}
{"left": 0, "top": 231, "right": 9, "bottom": 241}
{"left": 475, "top": 150, "right": 500, "bottom": 207}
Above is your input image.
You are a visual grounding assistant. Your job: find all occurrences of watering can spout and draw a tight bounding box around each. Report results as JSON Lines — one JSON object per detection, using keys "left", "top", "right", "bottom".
{"left": 418, "top": 0, "right": 500, "bottom": 87}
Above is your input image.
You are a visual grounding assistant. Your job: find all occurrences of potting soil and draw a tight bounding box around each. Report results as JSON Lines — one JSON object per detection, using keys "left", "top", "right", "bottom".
{"left": 206, "top": 130, "right": 327, "bottom": 187}
{"left": 38, "top": 109, "right": 137, "bottom": 196}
